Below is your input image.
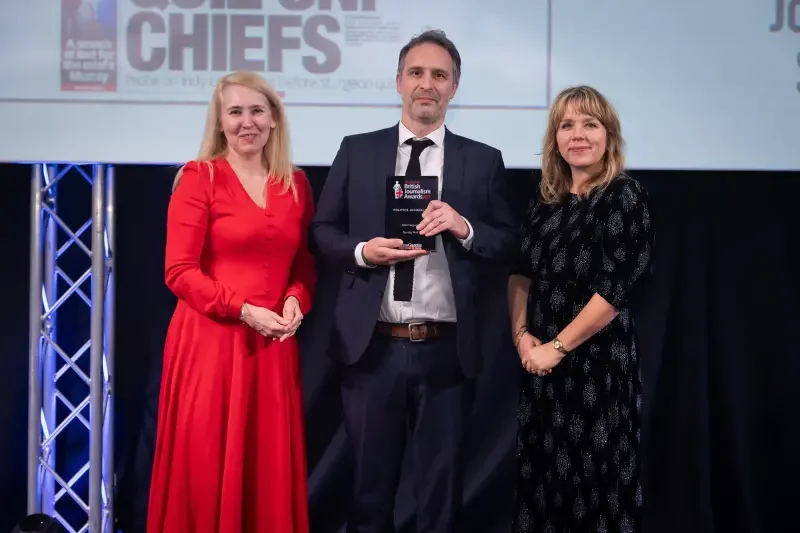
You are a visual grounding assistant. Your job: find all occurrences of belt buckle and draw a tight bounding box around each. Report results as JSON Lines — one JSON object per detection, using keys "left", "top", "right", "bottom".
{"left": 407, "top": 321, "right": 427, "bottom": 342}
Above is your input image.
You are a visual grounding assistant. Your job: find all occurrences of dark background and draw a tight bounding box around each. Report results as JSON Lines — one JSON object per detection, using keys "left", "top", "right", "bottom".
{"left": 0, "top": 161, "right": 798, "bottom": 533}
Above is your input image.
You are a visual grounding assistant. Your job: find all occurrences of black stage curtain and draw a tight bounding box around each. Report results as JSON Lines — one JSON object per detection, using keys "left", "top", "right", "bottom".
{"left": 0, "top": 163, "right": 797, "bottom": 533}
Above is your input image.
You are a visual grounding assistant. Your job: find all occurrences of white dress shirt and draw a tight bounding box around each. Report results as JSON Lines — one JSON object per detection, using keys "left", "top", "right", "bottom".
{"left": 354, "top": 122, "right": 474, "bottom": 324}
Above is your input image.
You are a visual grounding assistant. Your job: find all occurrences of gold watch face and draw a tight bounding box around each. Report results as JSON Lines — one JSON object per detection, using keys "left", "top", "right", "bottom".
{"left": 554, "top": 339, "right": 563, "bottom": 351}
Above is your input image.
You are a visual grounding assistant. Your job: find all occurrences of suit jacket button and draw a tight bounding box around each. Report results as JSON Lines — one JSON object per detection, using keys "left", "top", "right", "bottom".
{"left": 346, "top": 269, "right": 355, "bottom": 275}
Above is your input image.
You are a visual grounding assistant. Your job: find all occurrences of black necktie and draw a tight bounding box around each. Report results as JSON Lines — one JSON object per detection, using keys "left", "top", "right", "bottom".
{"left": 394, "top": 138, "right": 435, "bottom": 302}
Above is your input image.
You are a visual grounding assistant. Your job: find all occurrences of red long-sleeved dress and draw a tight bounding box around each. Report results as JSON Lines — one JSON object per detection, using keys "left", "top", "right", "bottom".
{"left": 147, "top": 158, "right": 316, "bottom": 533}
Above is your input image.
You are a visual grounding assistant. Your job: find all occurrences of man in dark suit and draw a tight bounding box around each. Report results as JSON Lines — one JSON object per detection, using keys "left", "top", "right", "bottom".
{"left": 311, "top": 29, "right": 517, "bottom": 533}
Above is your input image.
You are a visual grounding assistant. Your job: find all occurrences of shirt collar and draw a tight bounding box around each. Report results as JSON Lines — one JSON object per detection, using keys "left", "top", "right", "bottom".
{"left": 398, "top": 121, "right": 445, "bottom": 148}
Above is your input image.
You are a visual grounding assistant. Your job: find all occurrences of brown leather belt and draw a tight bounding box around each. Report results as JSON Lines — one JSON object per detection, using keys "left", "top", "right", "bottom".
{"left": 375, "top": 321, "right": 454, "bottom": 342}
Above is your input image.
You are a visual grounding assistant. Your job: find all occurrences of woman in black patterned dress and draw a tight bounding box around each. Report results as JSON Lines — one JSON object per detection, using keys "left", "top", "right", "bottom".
{"left": 508, "top": 86, "right": 655, "bottom": 533}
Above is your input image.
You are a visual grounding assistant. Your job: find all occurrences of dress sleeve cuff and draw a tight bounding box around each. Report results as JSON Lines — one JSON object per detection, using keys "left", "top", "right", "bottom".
{"left": 229, "top": 293, "right": 245, "bottom": 320}
{"left": 284, "top": 290, "right": 311, "bottom": 315}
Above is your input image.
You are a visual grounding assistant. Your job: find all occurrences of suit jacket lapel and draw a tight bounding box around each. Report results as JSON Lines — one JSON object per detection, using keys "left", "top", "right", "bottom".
{"left": 442, "top": 127, "right": 465, "bottom": 204}
{"left": 374, "top": 125, "right": 398, "bottom": 235}
{"left": 442, "top": 127, "right": 465, "bottom": 259}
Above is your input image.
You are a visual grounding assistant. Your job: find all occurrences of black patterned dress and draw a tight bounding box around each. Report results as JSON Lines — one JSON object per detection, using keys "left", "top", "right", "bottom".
{"left": 511, "top": 176, "right": 655, "bottom": 533}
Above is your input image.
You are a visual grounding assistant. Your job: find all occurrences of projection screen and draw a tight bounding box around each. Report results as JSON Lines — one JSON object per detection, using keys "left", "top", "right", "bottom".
{"left": 0, "top": 0, "right": 797, "bottom": 169}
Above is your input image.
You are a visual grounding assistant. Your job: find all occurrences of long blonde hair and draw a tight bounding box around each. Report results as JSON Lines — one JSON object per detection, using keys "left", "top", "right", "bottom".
{"left": 540, "top": 85, "right": 624, "bottom": 204}
{"left": 173, "top": 71, "right": 297, "bottom": 198}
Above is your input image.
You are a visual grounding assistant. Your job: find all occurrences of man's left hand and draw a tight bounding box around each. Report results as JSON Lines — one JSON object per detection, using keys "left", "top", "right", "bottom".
{"left": 417, "top": 200, "right": 469, "bottom": 239}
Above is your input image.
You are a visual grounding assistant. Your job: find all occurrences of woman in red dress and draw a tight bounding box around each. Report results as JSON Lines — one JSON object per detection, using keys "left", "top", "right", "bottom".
{"left": 147, "top": 71, "right": 316, "bottom": 533}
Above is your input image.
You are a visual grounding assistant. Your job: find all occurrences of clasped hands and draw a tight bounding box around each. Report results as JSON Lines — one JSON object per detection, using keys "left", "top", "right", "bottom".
{"left": 363, "top": 200, "right": 469, "bottom": 266}
{"left": 240, "top": 296, "right": 302, "bottom": 342}
{"left": 515, "top": 330, "right": 565, "bottom": 377}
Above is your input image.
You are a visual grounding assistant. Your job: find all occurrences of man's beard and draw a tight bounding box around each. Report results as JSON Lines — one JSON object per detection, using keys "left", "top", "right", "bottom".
{"left": 412, "top": 102, "right": 441, "bottom": 124}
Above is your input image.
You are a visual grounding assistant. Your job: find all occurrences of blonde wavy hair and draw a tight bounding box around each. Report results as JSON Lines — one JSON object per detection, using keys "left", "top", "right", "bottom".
{"left": 173, "top": 70, "right": 297, "bottom": 198}
{"left": 540, "top": 85, "right": 624, "bottom": 204}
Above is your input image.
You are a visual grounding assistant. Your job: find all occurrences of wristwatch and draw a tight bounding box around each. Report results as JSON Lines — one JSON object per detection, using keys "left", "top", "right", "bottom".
{"left": 552, "top": 338, "right": 568, "bottom": 354}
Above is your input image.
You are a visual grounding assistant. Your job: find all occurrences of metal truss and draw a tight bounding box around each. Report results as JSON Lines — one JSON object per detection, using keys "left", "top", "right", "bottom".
{"left": 27, "top": 163, "right": 116, "bottom": 533}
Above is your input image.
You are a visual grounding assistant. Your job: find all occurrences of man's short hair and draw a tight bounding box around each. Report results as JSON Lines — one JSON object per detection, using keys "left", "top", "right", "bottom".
{"left": 397, "top": 29, "right": 461, "bottom": 85}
